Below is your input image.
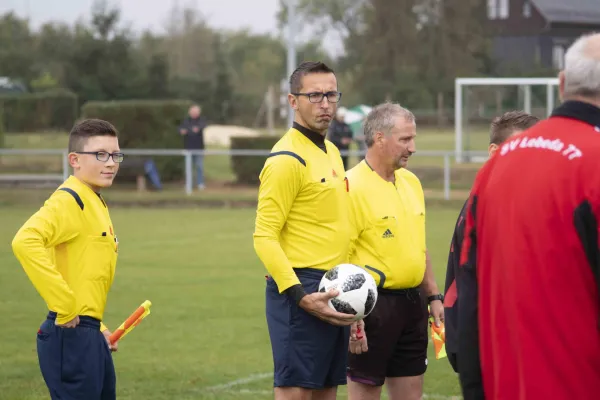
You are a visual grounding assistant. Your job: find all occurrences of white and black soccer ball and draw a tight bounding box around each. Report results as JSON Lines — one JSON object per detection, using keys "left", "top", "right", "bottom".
{"left": 318, "top": 263, "right": 378, "bottom": 320}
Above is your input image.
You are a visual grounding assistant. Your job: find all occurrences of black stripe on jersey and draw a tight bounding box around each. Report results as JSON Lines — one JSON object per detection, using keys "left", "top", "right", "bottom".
{"left": 364, "top": 265, "right": 386, "bottom": 288}
{"left": 573, "top": 200, "right": 600, "bottom": 326}
{"left": 59, "top": 188, "right": 84, "bottom": 210}
{"left": 268, "top": 151, "right": 306, "bottom": 166}
{"left": 96, "top": 192, "right": 107, "bottom": 208}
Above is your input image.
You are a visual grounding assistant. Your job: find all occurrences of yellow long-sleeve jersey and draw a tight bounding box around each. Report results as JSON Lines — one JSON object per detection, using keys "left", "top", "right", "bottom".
{"left": 346, "top": 160, "right": 427, "bottom": 290}
{"left": 12, "top": 175, "right": 118, "bottom": 330}
{"left": 253, "top": 122, "right": 350, "bottom": 293}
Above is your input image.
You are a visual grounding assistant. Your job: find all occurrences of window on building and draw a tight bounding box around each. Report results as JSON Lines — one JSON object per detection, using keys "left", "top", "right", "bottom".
{"left": 523, "top": 1, "right": 531, "bottom": 18}
{"left": 488, "top": 0, "right": 509, "bottom": 20}
{"left": 499, "top": 0, "right": 509, "bottom": 19}
{"left": 488, "top": 0, "right": 498, "bottom": 19}
{"left": 553, "top": 45, "right": 565, "bottom": 70}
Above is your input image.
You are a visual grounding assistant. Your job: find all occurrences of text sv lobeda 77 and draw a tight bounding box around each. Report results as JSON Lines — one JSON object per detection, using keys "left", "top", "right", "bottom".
{"left": 500, "top": 135, "right": 583, "bottom": 161}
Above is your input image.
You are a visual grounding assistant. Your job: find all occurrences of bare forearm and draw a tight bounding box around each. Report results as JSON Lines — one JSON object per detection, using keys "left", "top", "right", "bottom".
{"left": 420, "top": 251, "right": 440, "bottom": 296}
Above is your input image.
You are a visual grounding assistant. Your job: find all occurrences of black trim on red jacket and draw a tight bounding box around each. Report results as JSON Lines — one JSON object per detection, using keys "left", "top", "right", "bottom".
{"left": 551, "top": 100, "right": 600, "bottom": 129}
{"left": 573, "top": 200, "right": 600, "bottom": 329}
{"left": 458, "top": 195, "right": 484, "bottom": 400}
{"left": 443, "top": 199, "right": 468, "bottom": 363}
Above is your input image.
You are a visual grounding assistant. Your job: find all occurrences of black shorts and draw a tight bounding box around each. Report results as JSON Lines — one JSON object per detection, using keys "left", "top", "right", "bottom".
{"left": 347, "top": 288, "right": 429, "bottom": 386}
{"left": 266, "top": 268, "right": 350, "bottom": 389}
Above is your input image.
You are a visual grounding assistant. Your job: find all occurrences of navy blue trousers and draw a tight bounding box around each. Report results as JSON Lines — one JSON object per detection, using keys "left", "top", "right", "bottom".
{"left": 266, "top": 268, "right": 350, "bottom": 389}
{"left": 37, "top": 312, "right": 116, "bottom": 400}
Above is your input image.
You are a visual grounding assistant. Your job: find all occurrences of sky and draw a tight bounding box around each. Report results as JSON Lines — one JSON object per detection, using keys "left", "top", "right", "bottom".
{"left": 0, "top": 0, "right": 281, "bottom": 35}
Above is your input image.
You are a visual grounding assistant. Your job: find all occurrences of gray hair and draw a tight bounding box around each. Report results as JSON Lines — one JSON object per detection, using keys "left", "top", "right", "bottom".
{"left": 563, "top": 32, "right": 600, "bottom": 99}
{"left": 363, "top": 103, "right": 415, "bottom": 147}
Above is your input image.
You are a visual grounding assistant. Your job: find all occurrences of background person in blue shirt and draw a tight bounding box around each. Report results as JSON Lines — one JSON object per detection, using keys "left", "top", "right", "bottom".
{"left": 179, "top": 104, "right": 209, "bottom": 190}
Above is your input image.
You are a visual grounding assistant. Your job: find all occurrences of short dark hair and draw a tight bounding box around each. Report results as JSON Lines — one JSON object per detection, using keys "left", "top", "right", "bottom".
{"left": 68, "top": 119, "right": 119, "bottom": 153}
{"left": 289, "top": 61, "right": 335, "bottom": 93}
{"left": 489, "top": 111, "right": 540, "bottom": 145}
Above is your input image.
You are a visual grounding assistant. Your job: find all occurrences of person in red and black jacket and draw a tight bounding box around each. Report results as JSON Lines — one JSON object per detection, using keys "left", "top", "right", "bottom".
{"left": 459, "top": 32, "right": 600, "bottom": 400}
{"left": 443, "top": 111, "right": 539, "bottom": 373}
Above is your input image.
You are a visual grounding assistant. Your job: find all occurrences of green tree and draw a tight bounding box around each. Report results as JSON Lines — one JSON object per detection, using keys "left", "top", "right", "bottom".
{"left": 212, "top": 34, "right": 234, "bottom": 123}
{"left": 0, "top": 12, "right": 36, "bottom": 85}
{"left": 62, "top": 0, "right": 145, "bottom": 102}
{"left": 162, "top": 3, "right": 216, "bottom": 80}
{"left": 146, "top": 53, "right": 170, "bottom": 99}
{"left": 33, "top": 22, "right": 75, "bottom": 87}
{"left": 416, "top": 0, "right": 492, "bottom": 107}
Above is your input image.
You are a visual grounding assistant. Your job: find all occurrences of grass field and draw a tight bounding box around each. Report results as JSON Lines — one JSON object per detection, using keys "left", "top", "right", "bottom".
{"left": 0, "top": 204, "right": 464, "bottom": 400}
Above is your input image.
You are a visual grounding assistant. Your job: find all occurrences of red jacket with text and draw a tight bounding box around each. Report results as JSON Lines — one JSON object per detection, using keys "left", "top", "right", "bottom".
{"left": 459, "top": 100, "right": 600, "bottom": 400}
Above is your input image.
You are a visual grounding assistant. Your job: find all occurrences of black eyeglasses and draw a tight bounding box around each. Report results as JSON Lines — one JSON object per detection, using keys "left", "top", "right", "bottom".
{"left": 292, "top": 91, "right": 342, "bottom": 103}
{"left": 76, "top": 151, "right": 124, "bottom": 163}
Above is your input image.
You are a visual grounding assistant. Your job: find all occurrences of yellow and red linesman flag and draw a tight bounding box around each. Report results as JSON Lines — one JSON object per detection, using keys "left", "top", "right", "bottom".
{"left": 428, "top": 306, "right": 447, "bottom": 360}
{"left": 108, "top": 300, "right": 152, "bottom": 345}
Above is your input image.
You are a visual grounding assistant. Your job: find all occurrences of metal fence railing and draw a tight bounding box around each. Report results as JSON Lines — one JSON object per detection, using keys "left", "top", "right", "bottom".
{"left": 0, "top": 149, "right": 490, "bottom": 199}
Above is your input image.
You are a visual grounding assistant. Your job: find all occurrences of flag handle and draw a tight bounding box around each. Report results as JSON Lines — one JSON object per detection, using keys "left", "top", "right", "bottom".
{"left": 108, "top": 300, "right": 152, "bottom": 345}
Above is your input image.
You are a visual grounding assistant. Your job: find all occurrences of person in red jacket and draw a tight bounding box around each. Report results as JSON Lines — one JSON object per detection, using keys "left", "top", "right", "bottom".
{"left": 443, "top": 110, "right": 539, "bottom": 373}
{"left": 459, "top": 32, "right": 600, "bottom": 400}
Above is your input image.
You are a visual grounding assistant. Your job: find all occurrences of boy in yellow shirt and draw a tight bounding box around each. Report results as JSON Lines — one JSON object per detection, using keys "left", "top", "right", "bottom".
{"left": 12, "top": 119, "right": 123, "bottom": 400}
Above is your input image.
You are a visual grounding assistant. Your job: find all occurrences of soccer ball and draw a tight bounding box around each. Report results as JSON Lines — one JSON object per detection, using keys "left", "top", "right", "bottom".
{"left": 318, "top": 263, "right": 378, "bottom": 320}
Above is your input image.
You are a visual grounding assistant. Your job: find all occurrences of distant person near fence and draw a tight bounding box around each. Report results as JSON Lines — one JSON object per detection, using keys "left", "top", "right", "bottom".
{"left": 179, "top": 104, "right": 208, "bottom": 190}
{"left": 353, "top": 116, "right": 367, "bottom": 162}
{"left": 328, "top": 108, "right": 354, "bottom": 170}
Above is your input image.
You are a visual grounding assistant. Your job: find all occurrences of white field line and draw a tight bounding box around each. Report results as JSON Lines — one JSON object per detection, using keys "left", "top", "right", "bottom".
{"left": 204, "top": 372, "right": 271, "bottom": 391}
{"left": 205, "top": 372, "right": 460, "bottom": 399}
{"left": 203, "top": 341, "right": 456, "bottom": 397}
{"left": 215, "top": 388, "right": 460, "bottom": 399}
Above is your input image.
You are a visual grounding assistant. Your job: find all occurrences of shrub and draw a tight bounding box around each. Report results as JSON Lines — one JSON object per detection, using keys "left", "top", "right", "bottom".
{"left": 0, "top": 107, "right": 4, "bottom": 148}
{"left": 0, "top": 89, "right": 78, "bottom": 132}
{"left": 230, "top": 136, "right": 280, "bottom": 185}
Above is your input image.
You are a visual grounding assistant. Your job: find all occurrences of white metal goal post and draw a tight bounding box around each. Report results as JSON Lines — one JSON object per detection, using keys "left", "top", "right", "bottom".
{"left": 454, "top": 77, "right": 560, "bottom": 163}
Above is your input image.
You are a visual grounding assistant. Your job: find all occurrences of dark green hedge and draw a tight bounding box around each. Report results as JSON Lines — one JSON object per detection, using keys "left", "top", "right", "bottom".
{"left": 230, "top": 136, "right": 280, "bottom": 185}
{"left": 81, "top": 99, "right": 193, "bottom": 181}
{"left": 0, "top": 89, "right": 78, "bottom": 132}
{"left": 0, "top": 107, "right": 4, "bottom": 148}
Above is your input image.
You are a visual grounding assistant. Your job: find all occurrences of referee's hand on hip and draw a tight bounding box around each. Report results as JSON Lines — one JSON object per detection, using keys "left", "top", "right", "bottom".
{"left": 299, "top": 290, "right": 356, "bottom": 326}
{"left": 55, "top": 315, "right": 80, "bottom": 328}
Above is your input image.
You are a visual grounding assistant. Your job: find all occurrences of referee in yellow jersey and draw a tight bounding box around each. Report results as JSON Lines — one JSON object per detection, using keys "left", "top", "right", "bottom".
{"left": 254, "top": 61, "right": 356, "bottom": 400}
{"left": 12, "top": 119, "right": 123, "bottom": 400}
{"left": 345, "top": 103, "right": 444, "bottom": 400}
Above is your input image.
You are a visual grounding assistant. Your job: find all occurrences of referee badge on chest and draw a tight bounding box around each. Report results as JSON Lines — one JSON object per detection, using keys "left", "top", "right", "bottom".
{"left": 109, "top": 225, "right": 119, "bottom": 253}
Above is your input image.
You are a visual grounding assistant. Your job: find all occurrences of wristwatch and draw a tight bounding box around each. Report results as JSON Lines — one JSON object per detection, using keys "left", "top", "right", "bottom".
{"left": 427, "top": 294, "right": 444, "bottom": 303}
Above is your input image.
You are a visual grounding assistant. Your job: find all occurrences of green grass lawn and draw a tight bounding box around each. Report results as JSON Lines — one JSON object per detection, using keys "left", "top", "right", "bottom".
{"left": 0, "top": 204, "right": 464, "bottom": 399}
